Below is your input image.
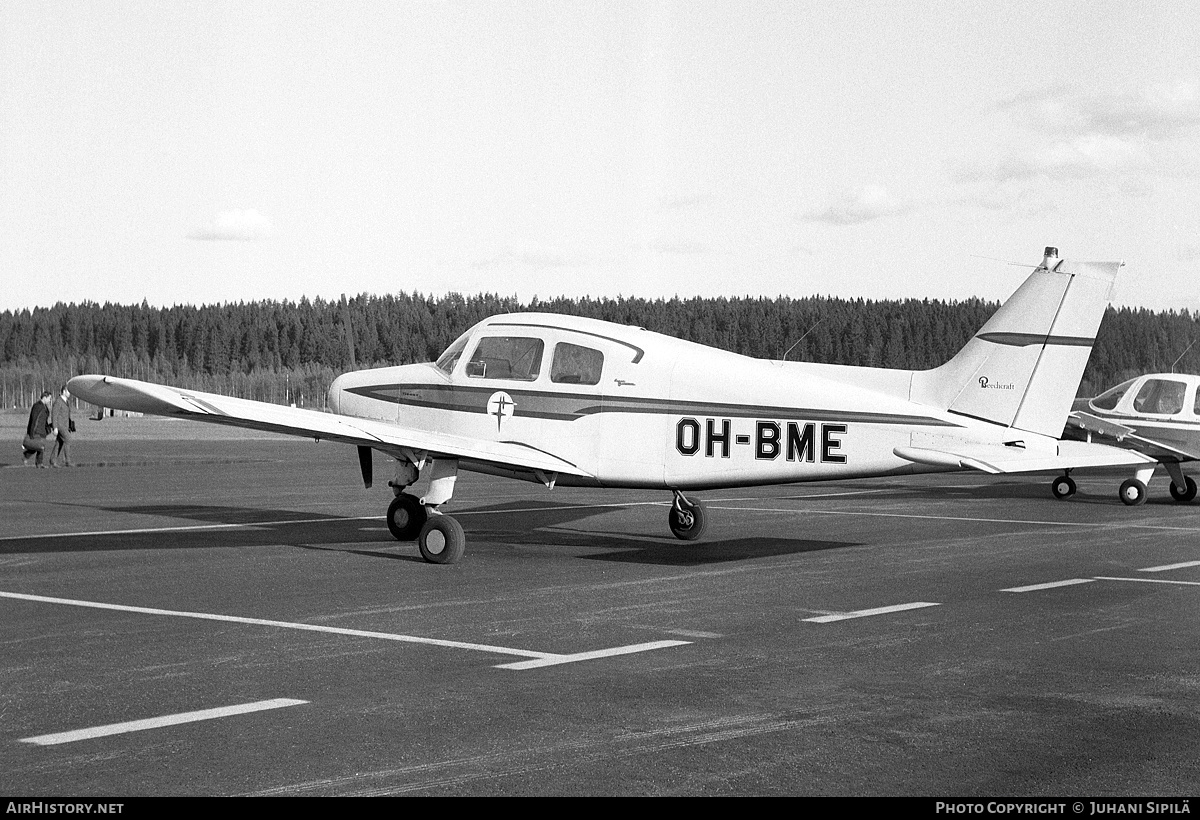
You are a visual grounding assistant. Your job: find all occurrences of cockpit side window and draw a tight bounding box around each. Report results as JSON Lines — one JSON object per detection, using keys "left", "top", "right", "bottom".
{"left": 1194, "top": 385, "right": 1200, "bottom": 416}
{"left": 1132, "top": 378, "right": 1187, "bottom": 415}
{"left": 551, "top": 342, "right": 604, "bottom": 385}
{"left": 465, "top": 336, "right": 544, "bottom": 381}
{"left": 1090, "top": 378, "right": 1136, "bottom": 411}
{"left": 435, "top": 331, "right": 471, "bottom": 374}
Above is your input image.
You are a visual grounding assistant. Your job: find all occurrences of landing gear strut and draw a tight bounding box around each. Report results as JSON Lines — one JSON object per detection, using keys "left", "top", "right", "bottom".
{"left": 669, "top": 491, "right": 708, "bottom": 541}
{"left": 385, "top": 456, "right": 466, "bottom": 564}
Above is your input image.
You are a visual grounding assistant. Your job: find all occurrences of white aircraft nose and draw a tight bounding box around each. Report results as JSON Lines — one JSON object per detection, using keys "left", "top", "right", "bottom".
{"left": 327, "top": 374, "right": 345, "bottom": 414}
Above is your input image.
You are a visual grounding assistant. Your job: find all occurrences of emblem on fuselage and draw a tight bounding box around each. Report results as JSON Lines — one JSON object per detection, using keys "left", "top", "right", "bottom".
{"left": 486, "top": 391, "right": 517, "bottom": 431}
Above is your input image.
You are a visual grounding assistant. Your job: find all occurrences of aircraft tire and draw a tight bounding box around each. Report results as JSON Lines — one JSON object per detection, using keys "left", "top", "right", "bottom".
{"left": 1051, "top": 475, "right": 1076, "bottom": 499}
{"left": 1169, "top": 476, "right": 1197, "bottom": 503}
{"left": 669, "top": 499, "right": 708, "bottom": 541}
{"left": 1118, "top": 478, "right": 1148, "bottom": 507}
{"left": 418, "top": 515, "right": 466, "bottom": 564}
{"left": 386, "top": 493, "right": 427, "bottom": 541}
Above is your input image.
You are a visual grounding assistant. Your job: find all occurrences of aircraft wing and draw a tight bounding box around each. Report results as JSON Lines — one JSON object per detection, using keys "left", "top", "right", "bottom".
{"left": 1065, "top": 411, "right": 1199, "bottom": 461}
{"left": 893, "top": 439, "right": 1155, "bottom": 475}
{"left": 67, "top": 375, "right": 591, "bottom": 478}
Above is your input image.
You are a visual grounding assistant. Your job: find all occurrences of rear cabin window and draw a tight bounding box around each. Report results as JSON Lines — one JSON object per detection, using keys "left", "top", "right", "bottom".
{"left": 1132, "top": 378, "right": 1187, "bottom": 415}
{"left": 551, "top": 342, "right": 604, "bottom": 385}
{"left": 1194, "top": 386, "right": 1200, "bottom": 416}
{"left": 465, "top": 336, "right": 544, "bottom": 381}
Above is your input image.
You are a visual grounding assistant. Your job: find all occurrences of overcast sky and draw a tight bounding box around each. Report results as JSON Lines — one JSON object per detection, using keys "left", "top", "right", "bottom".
{"left": 2, "top": 1, "right": 1199, "bottom": 313}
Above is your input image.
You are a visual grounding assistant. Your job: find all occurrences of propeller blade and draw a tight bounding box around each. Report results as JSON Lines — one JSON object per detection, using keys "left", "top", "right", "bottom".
{"left": 357, "top": 445, "right": 373, "bottom": 488}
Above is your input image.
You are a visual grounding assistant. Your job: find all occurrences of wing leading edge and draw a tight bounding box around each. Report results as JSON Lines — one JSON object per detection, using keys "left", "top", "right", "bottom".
{"left": 67, "top": 375, "right": 591, "bottom": 479}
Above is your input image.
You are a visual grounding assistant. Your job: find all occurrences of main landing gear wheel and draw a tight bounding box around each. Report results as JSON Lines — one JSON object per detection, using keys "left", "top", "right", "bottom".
{"left": 417, "top": 515, "right": 466, "bottom": 564}
{"left": 1169, "top": 476, "right": 1197, "bottom": 503}
{"left": 1119, "top": 478, "right": 1148, "bottom": 507}
{"left": 1051, "top": 475, "right": 1077, "bottom": 500}
{"left": 669, "top": 495, "right": 708, "bottom": 541}
{"left": 386, "top": 493, "right": 428, "bottom": 541}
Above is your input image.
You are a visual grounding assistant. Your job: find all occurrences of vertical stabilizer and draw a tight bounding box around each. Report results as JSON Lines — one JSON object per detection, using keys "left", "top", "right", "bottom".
{"left": 911, "top": 248, "right": 1121, "bottom": 437}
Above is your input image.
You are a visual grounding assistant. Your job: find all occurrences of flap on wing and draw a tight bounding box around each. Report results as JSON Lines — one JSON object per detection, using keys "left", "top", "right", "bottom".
{"left": 1067, "top": 412, "right": 1197, "bottom": 460}
{"left": 68, "top": 375, "right": 591, "bottom": 478}
{"left": 1066, "top": 411, "right": 1136, "bottom": 439}
{"left": 894, "top": 439, "right": 1155, "bottom": 475}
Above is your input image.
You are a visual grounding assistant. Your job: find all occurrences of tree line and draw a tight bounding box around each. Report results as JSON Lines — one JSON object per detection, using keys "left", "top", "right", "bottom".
{"left": 2, "top": 293, "right": 1197, "bottom": 410}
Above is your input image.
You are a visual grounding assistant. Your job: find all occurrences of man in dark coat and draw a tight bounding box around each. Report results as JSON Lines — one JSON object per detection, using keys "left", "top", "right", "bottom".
{"left": 22, "top": 392, "right": 54, "bottom": 467}
{"left": 50, "top": 385, "right": 73, "bottom": 467}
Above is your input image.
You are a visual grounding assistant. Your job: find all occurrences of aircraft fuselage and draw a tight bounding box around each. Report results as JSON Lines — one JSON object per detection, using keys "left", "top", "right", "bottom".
{"left": 329, "top": 312, "right": 1020, "bottom": 491}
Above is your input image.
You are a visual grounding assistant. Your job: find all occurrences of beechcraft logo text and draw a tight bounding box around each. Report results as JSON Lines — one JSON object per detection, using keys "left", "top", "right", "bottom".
{"left": 979, "top": 377, "right": 1015, "bottom": 390}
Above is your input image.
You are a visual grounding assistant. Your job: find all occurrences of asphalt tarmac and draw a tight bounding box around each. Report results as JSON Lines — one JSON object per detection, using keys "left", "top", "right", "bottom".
{"left": 2, "top": 425, "right": 1199, "bottom": 796}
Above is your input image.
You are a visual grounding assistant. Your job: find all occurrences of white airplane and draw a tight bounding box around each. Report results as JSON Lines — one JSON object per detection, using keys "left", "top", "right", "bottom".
{"left": 1053, "top": 372, "right": 1200, "bottom": 505}
{"left": 69, "top": 247, "right": 1151, "bottom": 564}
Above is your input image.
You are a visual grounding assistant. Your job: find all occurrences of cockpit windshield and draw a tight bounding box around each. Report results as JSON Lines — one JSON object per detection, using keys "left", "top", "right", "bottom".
{"left": 1089, "top": 378, "right": 1137, "bottom": 411}
{"left": 435, "top": 331, "right": 472, "bottom": 374}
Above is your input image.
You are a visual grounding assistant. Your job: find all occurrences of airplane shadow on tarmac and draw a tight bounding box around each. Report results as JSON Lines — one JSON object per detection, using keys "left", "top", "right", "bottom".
{"left": 3, "top": 499, "right": 862, "bottom": 566}
{"left": 0, "top": 503, "right": 428, "bottom": 561}
{"left": 457, "top": 500, "right": 862, "bottom": 565}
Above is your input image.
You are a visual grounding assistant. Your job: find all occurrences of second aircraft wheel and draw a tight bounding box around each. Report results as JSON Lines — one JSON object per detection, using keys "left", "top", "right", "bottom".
{"left": 1169, "top": 476, "right": 1197, "bottom": 503}
{"left": 669, "top": 499, "right": 708, "bottom": 541}
{"left": 386, "top": 493, "right": 427, "bottom": 541}
{"left": 417, "top": 515, "right": 466, "bottom": 564}
{"left": 1051, "top": 475, "right": 1077, "bottom": 499}
{"left": 1119, "top": 478, "right": 1148, "bottom": 507}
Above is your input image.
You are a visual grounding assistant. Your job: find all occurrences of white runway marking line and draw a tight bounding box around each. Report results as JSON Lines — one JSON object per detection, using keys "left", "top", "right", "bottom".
{"left": 0, "top": 591, "right": 689, "bottom": 670}
{"left": 1001, "top": 579, "right": 1096, "bottom": 593}
{"left": 20, "top": 698, "right": 307, "bottom": 746}
{"left": 1138, "top": 560, "right": 1200, "bottom": 573}
{"left": 802, "top": 601, "right": 940, "bottom": 624}
{"left": 0, "top": 515, "right": 373, "bottom": 541}
{"left": 496, "top": 640, "right": 692, "bottom": 670}
{"left": 1094, "top": 576, "right": 1200, "bottom": 587}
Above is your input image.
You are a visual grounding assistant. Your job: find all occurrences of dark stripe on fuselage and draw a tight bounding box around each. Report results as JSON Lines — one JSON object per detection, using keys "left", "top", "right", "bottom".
{"left": 345, "top": 383, "right": 961, "bottom": 427}
{"left": 976, "top": 332, "right": 1095, "bottom": 347}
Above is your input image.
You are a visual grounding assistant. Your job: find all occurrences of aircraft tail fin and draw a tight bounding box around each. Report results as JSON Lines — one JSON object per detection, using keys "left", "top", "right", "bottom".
{"left": 911, "top": 247, "right": 1121, "bottom": 437}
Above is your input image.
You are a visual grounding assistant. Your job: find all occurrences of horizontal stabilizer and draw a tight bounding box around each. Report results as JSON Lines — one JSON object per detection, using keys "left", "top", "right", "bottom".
{"left": 894, "top": 440, "right": 1154, "bottom": 475}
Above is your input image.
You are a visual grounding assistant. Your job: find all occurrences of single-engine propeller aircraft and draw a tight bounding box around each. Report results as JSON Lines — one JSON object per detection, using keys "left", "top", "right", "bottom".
{"left": 69, "top": 247, "right": 1152, "bottom": 564}
{"left": 1052, "top": 372, "right": 1200, "bottom": 506}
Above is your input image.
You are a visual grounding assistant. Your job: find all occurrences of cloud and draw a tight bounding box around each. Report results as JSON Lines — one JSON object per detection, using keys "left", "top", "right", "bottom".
{"left": 190, "top": 209, "right": 274, "bottom": 241}
{"left": 470, "top": 244, "right": 590, "bottom": 270}
{"left": 985, "top": 81, "right": 1200, "bottom": 185}
{"left": 801, "top": 185, "right": 908, "bottom": 225}
{"left": 959, "top": 80, "right": 1200, "bottom": 210}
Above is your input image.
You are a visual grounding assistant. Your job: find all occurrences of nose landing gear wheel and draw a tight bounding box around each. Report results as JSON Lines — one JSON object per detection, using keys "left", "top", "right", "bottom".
{"left": 1169, "top": 476, "right": 1197, "bottom": 503}
{"left": 1119, "top": 478, "right": 1148, "bottom": 506}
{"left": 1051, "top": 475, "right": 1077, "bottom": 499}
{"left": 386, "top": 493, "right": 427, "bottom": 541}
{"left": 669, "top": 497, "right": 708, "bottom": 541}
{"left": 418, "top": 515, "right": 466, "bottom": 564}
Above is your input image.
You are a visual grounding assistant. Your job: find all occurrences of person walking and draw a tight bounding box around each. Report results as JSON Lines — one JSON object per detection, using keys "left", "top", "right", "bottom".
{"left": 50, "top": 385, "right": 74, "bottom": 467}
{"left": 21, "top": 392, "right": 54, "bottom": 468}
